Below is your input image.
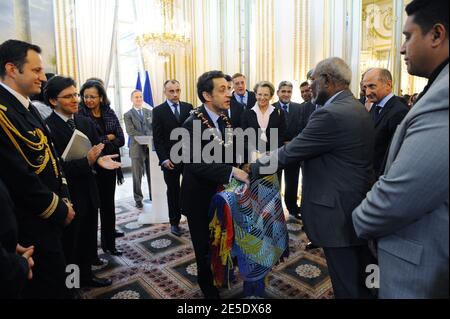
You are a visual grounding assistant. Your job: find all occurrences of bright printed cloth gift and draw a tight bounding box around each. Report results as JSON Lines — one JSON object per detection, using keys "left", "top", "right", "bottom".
{"left": 208, "top": 174, "right": 289, "bottom": 290}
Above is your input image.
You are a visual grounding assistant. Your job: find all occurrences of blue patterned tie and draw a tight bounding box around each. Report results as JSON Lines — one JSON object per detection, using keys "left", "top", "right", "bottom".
{"left": 239, "top": 95, "right": 246, "bottom": 107}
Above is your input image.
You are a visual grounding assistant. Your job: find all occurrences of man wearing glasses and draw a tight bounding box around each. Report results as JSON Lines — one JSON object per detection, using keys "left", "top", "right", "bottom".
{"left": 44, "top": 76, "right": 120, "bottom": 289}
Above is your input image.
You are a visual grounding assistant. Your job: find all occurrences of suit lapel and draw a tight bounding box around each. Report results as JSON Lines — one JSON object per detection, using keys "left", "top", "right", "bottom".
{"left": 0, "top": 85, "right": 47, "bottom": 132}
{"left": 47, "top": 112, "right": 73, "bottom": 149}
{"left": 374, "top": 96, "right": 395, "bottom": 127}
{"left": 163, "top": 101, "right": 179, "bottom": 124}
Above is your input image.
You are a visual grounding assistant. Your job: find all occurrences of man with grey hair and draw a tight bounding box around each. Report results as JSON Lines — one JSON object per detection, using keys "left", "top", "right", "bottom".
{"left": 252, "top": 57, "right": 376, "bottom": 298}
{"left": 273, "top": 81, "right": 303, "bottom": 219}
{"left": 362, "top": 68, "right": 409, "bottom": 177}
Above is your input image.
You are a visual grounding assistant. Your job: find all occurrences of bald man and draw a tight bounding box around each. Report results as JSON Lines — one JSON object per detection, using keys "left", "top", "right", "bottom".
{"left": 362, "top": 68, "right": 409, "bottom": 177}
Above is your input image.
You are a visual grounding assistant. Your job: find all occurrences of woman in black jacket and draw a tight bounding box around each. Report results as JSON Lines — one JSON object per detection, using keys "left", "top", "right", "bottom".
{"left": 79, "top": 80, "right": 125, "bottom": 256}
{"left": 241, "top": 81, "right": 287, "bottom": 172}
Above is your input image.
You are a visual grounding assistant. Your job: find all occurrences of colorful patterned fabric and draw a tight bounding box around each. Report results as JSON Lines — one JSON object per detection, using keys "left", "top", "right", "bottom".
{"left": 208, "top": 174, "right": 289, "bottom": 289}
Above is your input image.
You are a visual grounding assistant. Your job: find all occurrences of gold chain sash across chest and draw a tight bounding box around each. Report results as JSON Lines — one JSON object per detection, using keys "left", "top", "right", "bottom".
{"left": 0, "top": 106, "right": 59, "bottom": 177}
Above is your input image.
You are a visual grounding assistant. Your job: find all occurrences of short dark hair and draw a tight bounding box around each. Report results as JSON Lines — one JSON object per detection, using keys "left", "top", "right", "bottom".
{"left": 43, "top": 76, "right": 77, "bottom": 107}
{"left": 85, "top": 77, "right": 105, "bottom": 86}
{"left": 80, "top": 80, "right": 111, "bottom": 108}
{"left": 0, "top": 39, "right": 42, "bottom": 78}
{"left": 406, "top": 0, "right": 449, "bottom": 37}
{"left": 300, "top": 81, "right": 310, "bottom": 88}
{"left": 225, "top": 74, "right": 232, "bottom": 82}
{"left": 197, "top": 70, "right": 226, "bottom": 103}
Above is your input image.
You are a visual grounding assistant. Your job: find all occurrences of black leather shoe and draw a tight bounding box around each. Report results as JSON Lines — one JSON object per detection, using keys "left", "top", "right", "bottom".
{"left": 103, "top": 248, "right": 123, "bottom": 256}
{"left": 171, "top": 225, "right": 181, "bottom": 237}
{"left": 81, "top": 276, "right": 112, "bottom": 288}
{"left": 115, "top": 230, "right": 125, "bottom": 238}
{"left": 136, "top": 201, "right": 143, "bottom": 209}
{"left": 305, "top": 242, "right": 319, "bottom": 250}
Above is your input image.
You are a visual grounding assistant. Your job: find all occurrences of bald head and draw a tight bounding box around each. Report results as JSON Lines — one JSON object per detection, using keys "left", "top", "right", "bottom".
{"left": 363, "top": 68, "right": 393, "bottom": 103}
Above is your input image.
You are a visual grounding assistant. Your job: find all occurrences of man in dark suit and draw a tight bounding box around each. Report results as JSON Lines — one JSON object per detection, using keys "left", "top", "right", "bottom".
{"left": 124, "top": 90, "right": 153, "bottom": 209}
{"left": 0, "top": 178, "right": 34, "bottom": 298}
{"left": 299, "top": 81, "right": 317, "bottom": 126}
{"left": 0, "top": 39, "right": 75, "bottom": 299}
{"left": 44, "top": 76, "right": 120, "bottom": 288}
{"left": 298, "top": 81, "right": 322, "bottom": 249}
{"left": 273, "top": 81, "right": 303, "bottom": 219}
{"left": 153, "top": 80, "right": 193, "bottom": 236}
{"left": 362, "top": 68, "right": 409, "bottom": 178}
{"left": 230, "top": 73, "right": 257, "bottom": 110}
{"left": 224, "top": 74, "right": 244, "bottom": 128}
{"left": 181, "top": 71, "right": 249, "bottom": 299}
{"left": 252, "top": 58, "right": 376, "bottom": 299}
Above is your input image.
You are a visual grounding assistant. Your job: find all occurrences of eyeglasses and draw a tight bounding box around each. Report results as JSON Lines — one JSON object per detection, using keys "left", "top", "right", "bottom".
{"left": 83, "top": 95, "right": 99, "bottom": 100}
{"left": 57, "top": 93, "right": 80, "bottom": 99}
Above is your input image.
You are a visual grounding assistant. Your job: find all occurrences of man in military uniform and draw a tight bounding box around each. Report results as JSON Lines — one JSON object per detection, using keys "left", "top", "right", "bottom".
{"left": 0, "top": 39, "right": 75, "bottom": 298}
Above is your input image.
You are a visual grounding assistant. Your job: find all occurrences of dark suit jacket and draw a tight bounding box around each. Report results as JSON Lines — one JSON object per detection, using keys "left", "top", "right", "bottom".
{"left": 152, "top": 101, "right": 193, "bottom": 169}
{"left": 254, "top": 90, "right": 375, "bottom": 247}
{"left": 273, "top": 101, "right": 303, "bottom": 141}
{"left": 299, "top": 101, "right": 316, "bottom": 130}
{"left": 230, "top": 90, "right": 257, "bottom": 110}
{"left": 0, "top": 85, "right": 70, "bottom": 252}
{"left": 180, "top": 105, "right": 234, "bottom": 217}
{"left": 241, "top": 106, "right": 288, "bottom": 155}
{"left": 0, "top": 178, "right": 28, "bottom": 298}
{"left": 46, "top": 113, "right": 101, "bottom": 217}
{"left": 228, "top": 102, "right": 244, "bottom": 128}
{"left": 371, "top": 95, "right": 409, "bottom": 177}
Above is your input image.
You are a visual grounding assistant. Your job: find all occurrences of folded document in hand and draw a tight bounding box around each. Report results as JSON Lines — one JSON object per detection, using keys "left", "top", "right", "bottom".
{"left": 61, "top": 129, "right": 92, "bottom": 161}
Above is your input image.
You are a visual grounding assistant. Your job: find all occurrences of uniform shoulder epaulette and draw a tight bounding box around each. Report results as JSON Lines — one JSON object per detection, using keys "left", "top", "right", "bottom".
{"left": 0, "top": 104, "right": 7, "bottom": 112}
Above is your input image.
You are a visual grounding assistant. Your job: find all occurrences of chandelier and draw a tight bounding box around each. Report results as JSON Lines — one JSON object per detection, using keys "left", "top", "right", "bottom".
{"left": 135, "top": 0, "right": 190, "bottom": 57}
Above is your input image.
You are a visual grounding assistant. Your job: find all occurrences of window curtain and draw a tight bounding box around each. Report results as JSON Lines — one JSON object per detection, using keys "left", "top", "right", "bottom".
{"left": 53, "top": 0, "right": 79, "bottom": 83}
{"left": 74, "top": 0, "right": 118, "bottom": 86}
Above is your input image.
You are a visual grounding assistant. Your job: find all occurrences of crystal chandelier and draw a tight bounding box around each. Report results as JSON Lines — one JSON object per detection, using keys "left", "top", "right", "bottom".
{"left": 135, "top": 0, "right": 190, "bottom": 57}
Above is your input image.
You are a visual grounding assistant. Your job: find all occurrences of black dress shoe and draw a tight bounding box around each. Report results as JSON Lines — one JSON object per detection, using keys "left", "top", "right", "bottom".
{"left": 81, "top": 276, "right": 112, "bottom": 288}
{"left": 171, "top": 225, "right": 181, "bottom": 237}
{"left": 136, "top": 201, "right": 143, "bottom": 209}
{"left": 103, "top": 248, "right": 123, "bottom": 256}
{"left": 114, "top": 230, "right": 125, "bottom": 238}
{"left": 305, "top": 242, "right": 319, "bottom": 250}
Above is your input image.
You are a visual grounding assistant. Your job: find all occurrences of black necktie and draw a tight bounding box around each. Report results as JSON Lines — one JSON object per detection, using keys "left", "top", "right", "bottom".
{"left": 372, "top": 104, "right": 382, "bottom": 122}
{"left": 217, "top": 117, "right": 226, "bottom": 139}
{"left": 282, "top": 104, "right": 288, "bottom": 112}
{"left": 173, "top": 104, "right": 180, "bottom": 122}
{"left": 67, "top": 118, "right": 76, "bottom": 131}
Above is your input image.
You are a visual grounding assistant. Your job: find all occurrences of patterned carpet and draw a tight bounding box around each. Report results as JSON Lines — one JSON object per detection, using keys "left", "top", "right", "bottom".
{"left": 81, "top": 197, "right": 334, "bottom": 299}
